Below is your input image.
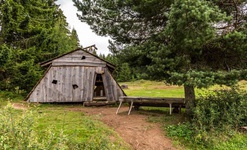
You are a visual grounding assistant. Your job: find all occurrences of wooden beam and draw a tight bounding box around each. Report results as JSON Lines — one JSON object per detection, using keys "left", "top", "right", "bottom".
{"left": 116, "top": 96, "right": 185, "bottom": 115}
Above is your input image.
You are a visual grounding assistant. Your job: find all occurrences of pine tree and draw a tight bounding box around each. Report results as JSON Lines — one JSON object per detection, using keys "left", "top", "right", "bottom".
{"left": 0, "top": 0, "right": 80, "bottom": 94}
{"left": 70, "top": 28, "right": 80, "bottom": 48}
{"left": 118, "top": 63, "right": 132, "bottom": 82}
{"left": 73, "top": 0, "right": 247, "bottom": 114}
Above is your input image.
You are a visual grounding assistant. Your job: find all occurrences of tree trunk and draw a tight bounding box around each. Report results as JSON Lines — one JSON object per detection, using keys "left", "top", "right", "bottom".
{"left": 184, "top": 85, "right": 195, "bottom": 117}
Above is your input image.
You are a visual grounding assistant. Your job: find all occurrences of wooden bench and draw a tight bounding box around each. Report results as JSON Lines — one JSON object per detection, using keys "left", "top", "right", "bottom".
{"left": 116, "top": 96, "right": 185, "bottom": 115}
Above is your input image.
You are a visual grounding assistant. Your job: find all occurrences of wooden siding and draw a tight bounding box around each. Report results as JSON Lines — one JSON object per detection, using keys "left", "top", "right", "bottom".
{"left": 27, "top": 66, "right": 125, "bottom": 102}
{"left": 102, "top": 67, "right": 124, "bottom": 101}
{"left": 54, "top": 50, "right": 104, "bottom": 64}
{"left": 52, "top": 60, "right": 107, "bottom": 67}
{"left": 27, "top": 49, "right": 125, "bottom": 103}
{"left": 28, "top": 66, "right": 96, "bottom": 102}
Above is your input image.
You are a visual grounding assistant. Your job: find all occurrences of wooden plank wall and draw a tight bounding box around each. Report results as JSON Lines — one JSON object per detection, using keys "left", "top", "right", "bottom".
{"left": 102, "top": 68, "right": 125, "bottom": 101}
{"left": 55, "top": 50, "right": 104, "bottom": 63}
{"left": 28, "top": 66, "right": 96, "bottom": 102}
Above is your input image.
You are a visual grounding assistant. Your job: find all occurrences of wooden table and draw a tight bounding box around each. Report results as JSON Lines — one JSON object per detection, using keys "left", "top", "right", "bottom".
{"left": 116, "top": 96, "right": 185, "bottom": 115}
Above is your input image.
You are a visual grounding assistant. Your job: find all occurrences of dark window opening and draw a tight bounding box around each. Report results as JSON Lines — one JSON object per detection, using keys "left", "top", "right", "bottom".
{"left": 96, "top": 74, "right": 102, "bottom": 82}
{"left": 52, "top": 80, "right": 57, "bottom": 84}
{"left": 81, "top": 56, "right": 86, "bottom": 60}
{"left": 73, "top": 84, "right": 78, "bottom": 89}
{"left": 94, "top": 74, "right": 105, "bottom": 97}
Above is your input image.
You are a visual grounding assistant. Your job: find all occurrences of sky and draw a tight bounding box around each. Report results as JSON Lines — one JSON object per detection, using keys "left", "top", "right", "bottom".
{"left": 56, "top": 0, "right": 110, "bottom": 55}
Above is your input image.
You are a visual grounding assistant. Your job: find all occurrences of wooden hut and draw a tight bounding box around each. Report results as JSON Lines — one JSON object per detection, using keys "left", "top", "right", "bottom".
{"left": 26, "top": 45, "right": 126, "bottom": 103}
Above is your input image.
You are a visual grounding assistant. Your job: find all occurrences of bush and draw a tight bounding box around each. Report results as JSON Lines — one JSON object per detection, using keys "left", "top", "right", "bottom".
{"left": 166, "top": 88, "right": 247, "bottom": 149}
{"left": 193, "top": 88, "right": 247, "bottom": 132}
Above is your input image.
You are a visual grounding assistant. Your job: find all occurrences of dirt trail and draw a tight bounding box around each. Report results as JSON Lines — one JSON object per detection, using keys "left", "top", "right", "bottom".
{"left": 68, "top": 106, "right": 177, "bottom": 150}
{"left": 12, "top": 103, "right": 28, "bottom": 110}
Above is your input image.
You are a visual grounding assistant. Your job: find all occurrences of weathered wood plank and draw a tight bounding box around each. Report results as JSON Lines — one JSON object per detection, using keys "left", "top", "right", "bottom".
{"left": 83, "top": 101, "right": 116, "bottom": 106}
{"left": 117, "top": 96, "right": 185, "bottom": 115}
{"left": 105, "top": 69, "right": 113, "bottom": 100}
{"left": 80, "top": 67, "right": 85, "bottom": 101}
{"left": 102, "top": 72, "right": 111, "bottom": 100}
{"left": 87, "top": 68, "right": 93, "bottom": 101}
{"left": 52, "top": 62, "right": 106, "bottom": 67}
{"left": 83, "top": 67, "right": 88, "bottom": 101}
{"left": 119, "top": 96, "right": 184, "bottom": 102}
{"left": 55, "top": 50, "right": 105, "bottom": 63}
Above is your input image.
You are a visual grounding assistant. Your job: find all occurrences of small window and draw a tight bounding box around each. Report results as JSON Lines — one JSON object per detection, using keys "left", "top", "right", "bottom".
{"left": 52, "top": 80, "right": 57, "bottom": 84}
{"left": 81, "top": 56, "right": 86, "bottom": 60}
{"left": 72, "top": 84, "right": 78, "bottom": 89}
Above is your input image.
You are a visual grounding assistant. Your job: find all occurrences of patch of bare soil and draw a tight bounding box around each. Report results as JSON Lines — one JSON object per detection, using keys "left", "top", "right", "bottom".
{"left": 68, "top": 106, "right": 177, "bottom": 150}
{"left": 12, "top": 103, "right": 28, "bottom": 110}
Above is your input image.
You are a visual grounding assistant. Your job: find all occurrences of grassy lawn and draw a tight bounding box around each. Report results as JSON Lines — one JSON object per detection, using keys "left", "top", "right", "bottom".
{"left": 120, "top": 80, "right": 184, "bottom": 97}
{"left": 35, "top": 105, "right": 128, "bottom": 149}
{"left": 120, "top": 80, "right": 247, "bottom": 97}
{"left": 0, "top": 93, "right": 129, "bottom": 150}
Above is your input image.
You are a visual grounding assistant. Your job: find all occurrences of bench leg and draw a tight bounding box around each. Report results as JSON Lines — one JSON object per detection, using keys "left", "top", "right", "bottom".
{"left": 169, "top": 103, "right": 172, "bottom": 115}
{"left": 128, "top": 101, "right": 134, "bottom": 115}
{"left": 116, "top": 101, "right": 123, "bottom": 114}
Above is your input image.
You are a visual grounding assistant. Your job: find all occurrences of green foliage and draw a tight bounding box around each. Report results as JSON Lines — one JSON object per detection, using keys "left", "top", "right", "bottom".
{"left": 0, "top": 45, "right": 12, "bottom": 90}
{"left": 166, "top": 123, "right": 193, "bottom": 141}
{"left": 118, "top": 63, "right": 132, "bottom": 82}
{"left": 0, "top": 102, "right": 129, "bottom": 150}
{"left": 193, "top": 88, "right": 247, "bottom": 132}
{"left": 74, "top": 0, "right": 247, "bottom": 89}
{"left": 0, "top": 104, "right": 68, "bottom": 150}
{"left": 166, "top": 88, "right": 247, "bottom": 149}
{"left": 0, "top": 0, "right": 80, "bottom": 94}
{"left": 167, "top": 0, "right": 226, "bottom": 51}
{"left": 166, "top": 123, "right": 247, "bottom": 150}
{"left": 12, "top": 59, "right": 42, "bottom": 93}
{"left": 169, "top": 70, "right": 247, "bottom": 88}
{"left": 0, "top": 91, "right": 24, "bottom": 101}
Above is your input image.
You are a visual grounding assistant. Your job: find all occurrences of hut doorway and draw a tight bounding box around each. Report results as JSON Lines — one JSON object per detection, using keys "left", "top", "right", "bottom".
{"left": 93, "top": 74, "right": 106, "bottom": 100}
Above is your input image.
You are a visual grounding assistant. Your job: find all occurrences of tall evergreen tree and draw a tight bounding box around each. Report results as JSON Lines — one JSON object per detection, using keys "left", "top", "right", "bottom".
{"left": 70, "top": 28, "right": 80, "bottom": 48}
{"left": 0, "top": 0, "right": 80, "bottom": 93}
{"left": 74, "top": 0, "right": 247, "bottom": 113}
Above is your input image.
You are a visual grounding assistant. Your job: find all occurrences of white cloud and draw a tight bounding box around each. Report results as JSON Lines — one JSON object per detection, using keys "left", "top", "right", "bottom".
{"left": 56, "top": 0, "right": 110, "bottom": 55}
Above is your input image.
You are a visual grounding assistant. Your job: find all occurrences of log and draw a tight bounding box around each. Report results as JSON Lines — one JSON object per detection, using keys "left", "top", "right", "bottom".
{"left": 83, "top": 101, "right": 116, "bottom": 106}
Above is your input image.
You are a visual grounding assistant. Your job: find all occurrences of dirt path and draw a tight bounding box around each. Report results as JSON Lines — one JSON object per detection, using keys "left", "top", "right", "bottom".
{"left": 68, "top": 106, "right": 177, "bottom": 150}
{"left": 12, "top": 103, "right": 28, "bottom": 110}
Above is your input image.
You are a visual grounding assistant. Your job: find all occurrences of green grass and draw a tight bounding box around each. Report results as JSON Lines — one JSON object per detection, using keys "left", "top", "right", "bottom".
{"left": 0, "top": 101, "right": 129, "bottom": 149}
{"left": 120, "top": 80, "right": 184, "bottom": 97}
{"left": 35, "top": 106, "right": 129, "bottom": 149}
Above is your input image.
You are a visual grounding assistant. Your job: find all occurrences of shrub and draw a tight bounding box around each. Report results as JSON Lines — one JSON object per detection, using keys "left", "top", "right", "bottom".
{"left": 166, "top": 88, "right": 247, "bottom": 149}
{"left": 166, "top": 122, "right": 193, "bottom": 141}
{"left": 193, "top": 88, "right": 247, "bottom": 132}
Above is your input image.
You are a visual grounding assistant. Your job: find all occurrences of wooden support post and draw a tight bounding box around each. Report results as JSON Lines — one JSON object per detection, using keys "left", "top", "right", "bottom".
{"left": 169, "top": 103, "right": 172, "bottom": 115}
{"left": 128, "top": 101, "right": 134, "bottom": 115}
{"left": 116, "top": 101, "right": 123, "bottom": 114}
{"left": 179, "top": 105, "right": 182, "bottom": 114}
